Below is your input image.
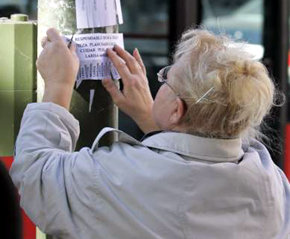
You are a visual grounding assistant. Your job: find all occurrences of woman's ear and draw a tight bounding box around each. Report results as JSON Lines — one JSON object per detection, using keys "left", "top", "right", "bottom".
{"left": 169, "top": 98, "right": 186, "bottom": 125}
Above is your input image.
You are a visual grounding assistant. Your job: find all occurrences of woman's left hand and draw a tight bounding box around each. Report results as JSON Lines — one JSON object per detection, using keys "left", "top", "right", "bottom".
{"left": 102, "top": 45, "right": 159, "bottom": 133}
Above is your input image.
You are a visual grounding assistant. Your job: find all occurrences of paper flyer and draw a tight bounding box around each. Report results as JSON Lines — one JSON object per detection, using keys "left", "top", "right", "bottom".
{"left": 67, "top": 33, "right": 124, "bottom": 83}
{"left": 75, "top": 0, "right": 123, "bottom": 29}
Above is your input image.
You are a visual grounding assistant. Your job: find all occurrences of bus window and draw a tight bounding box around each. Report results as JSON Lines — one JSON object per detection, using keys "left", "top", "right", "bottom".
{"left": 120, "top": 0, "right": 169, "bottom": 96}
{"left": 201, "top": 0, "right": 264, "bottom": 59}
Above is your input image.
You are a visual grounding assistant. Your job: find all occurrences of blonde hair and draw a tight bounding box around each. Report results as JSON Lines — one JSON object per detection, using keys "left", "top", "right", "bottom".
{"left": 171, "top": 29, "right": 276, "bottom": 139}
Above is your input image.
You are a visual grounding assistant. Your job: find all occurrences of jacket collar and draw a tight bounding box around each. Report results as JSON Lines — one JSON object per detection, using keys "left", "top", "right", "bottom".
{"left": 142, "top": 131, "right": 244, "bottom": 162}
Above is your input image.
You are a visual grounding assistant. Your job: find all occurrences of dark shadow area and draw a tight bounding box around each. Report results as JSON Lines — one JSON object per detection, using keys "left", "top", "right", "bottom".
{"left": 0, "top": 161, "right": 22, "bottom": 239}
{"left": 0, "top": 5, "right": 21, "bottom": 18}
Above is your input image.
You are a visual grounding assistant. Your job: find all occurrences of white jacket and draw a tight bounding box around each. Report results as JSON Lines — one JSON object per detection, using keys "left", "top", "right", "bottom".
{"left": 10, "top": 103, "right": 290, "bottom": 239}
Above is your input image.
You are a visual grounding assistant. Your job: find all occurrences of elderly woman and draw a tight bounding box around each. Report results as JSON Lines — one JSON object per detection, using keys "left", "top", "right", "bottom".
{"left": 10, "top": 28, "right": 289, "bottom": 239}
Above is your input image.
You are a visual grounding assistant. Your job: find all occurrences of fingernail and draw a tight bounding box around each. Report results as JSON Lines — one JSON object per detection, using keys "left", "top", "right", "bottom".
{"left": 134, "top": 48, "right": 140, "bottom": 56}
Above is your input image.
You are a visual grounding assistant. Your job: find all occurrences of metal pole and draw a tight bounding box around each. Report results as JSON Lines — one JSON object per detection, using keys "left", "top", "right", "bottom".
{"left": 38, "top": 0, "right": 118, "bottom": 150}
{"left": 169, "top": 0, "right": 201, "bottom": 56}
{"left": 37, "top": 1, "right": 119, "bottom": 237}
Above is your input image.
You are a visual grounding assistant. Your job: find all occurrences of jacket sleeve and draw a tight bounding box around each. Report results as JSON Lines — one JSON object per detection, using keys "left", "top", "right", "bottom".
{"left": 9, "top": 103, "right": 99, "bottom": 237}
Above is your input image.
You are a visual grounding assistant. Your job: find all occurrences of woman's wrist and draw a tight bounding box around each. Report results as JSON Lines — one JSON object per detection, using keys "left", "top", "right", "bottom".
{"left": 43, "top": 83, "right": 74, "bottom": 110}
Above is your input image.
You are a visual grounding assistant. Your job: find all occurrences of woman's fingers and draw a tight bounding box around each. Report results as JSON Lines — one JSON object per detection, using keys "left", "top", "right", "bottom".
{"left": 133, "top": 48, "right": 146, "bottom": 75}
{"left": 69, "top": 42, "right": 78, "bottom": 56}
{"left": 107, "top": 48, "right": 132, "bottom": 85}
{"left": 41, "top": 29, "right": 68, "bottom": 50}
{"left": 41, "top": 36, "right": 48, "bottom": 48}
{"left": 113, "top": 45, "right": 142, "bottom": 74}
{"left": 46, "top": 28, "right": 63, "bottom": 42}
{"left": 102, "top": 78, "right": 125, "bottom": 107}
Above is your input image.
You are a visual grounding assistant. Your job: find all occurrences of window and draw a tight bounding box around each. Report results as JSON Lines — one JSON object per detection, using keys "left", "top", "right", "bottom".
{"left": 201, "top": 0, "right": 264, "bottom": 59}
{"left": 120, "top": 0, "right": 169, "bottom": 96}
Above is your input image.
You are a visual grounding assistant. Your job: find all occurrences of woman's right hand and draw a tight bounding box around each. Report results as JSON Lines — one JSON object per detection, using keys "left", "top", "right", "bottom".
{"left": 102, "top": 45, "right": 159, "bottom": 133}
{"left": 37, "top": 28, "right": 79, "bottom": 109}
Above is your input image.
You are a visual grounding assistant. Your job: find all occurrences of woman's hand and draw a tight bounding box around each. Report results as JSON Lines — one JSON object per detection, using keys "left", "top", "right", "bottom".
{"left": 37, "top": 28, "right": 79, "bottom": 109}
{"left": 103, "top": 45, "right": 159, "bottom": 133}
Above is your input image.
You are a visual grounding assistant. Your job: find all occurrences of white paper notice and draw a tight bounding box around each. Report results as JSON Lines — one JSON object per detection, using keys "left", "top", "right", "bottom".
{"left": 75, "top": 0, "right": 123, "bottom": 29}
{"left": 71, "top": 33, "right": 124, "bottom": 81}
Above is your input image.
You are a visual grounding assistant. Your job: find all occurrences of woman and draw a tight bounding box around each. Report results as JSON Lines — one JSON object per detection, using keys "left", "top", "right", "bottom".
{"left": 10, "top": 28, "right": 289, "bottom": 239}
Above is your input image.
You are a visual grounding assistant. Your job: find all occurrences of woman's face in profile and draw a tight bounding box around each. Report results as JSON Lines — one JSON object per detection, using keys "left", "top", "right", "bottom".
{"left": 152, "top": 66, "right": 179, "bottom": 130}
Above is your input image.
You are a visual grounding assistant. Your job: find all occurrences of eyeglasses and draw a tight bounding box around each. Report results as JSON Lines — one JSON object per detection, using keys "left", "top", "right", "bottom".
{"left": 157, "top": 65, "right": 215, "bottom": 104}
{"left": 157, "top": 65, "right": 181, "bottom": 97}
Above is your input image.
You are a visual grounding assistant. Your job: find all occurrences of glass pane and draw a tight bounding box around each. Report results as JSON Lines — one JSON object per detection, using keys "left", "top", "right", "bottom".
{"left": 119, "top": 0, "right": 170, "bottom": 84}
{"left": 124, "top": 38, "right": 169, "bottom": 96}
{"left": 201, "top": 0, "right": 264, "bottom": 59}
{"left": 120, "top": 0, "right": 168, "bottom": 35}
{"left": 0, "top": 0, "right": 37, "bottom": 19}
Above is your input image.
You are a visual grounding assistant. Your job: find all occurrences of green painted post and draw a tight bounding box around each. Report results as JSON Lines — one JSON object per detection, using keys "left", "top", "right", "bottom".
{"left": 38, "top": 0, "right": 119, "bottom": 150}
{"left": 0, "top": 14, "right": 37, "bottom": 156}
